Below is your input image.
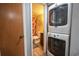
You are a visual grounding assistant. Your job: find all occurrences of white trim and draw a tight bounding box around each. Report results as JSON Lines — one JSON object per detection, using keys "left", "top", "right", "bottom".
{"left": 23, "top": 3, "right": 32, "bottom": 56}
{"left": 31, "top": 3, "right": 33, "bottom": 56}
{"left": 44, "top": 4, "right": 48, "bottom": 54}
{"left": 22, "top": 3, "right": 27, "bottom": 56}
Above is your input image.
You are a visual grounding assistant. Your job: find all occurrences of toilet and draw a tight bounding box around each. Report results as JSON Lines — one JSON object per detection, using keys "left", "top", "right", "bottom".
{"left": 33, "top": 36, "right": 40, "bottom": 48}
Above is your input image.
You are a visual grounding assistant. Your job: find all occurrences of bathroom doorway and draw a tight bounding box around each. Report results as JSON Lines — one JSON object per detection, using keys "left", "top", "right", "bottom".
{"left": 32, "top": 3, "right": 45, "bottom": 56}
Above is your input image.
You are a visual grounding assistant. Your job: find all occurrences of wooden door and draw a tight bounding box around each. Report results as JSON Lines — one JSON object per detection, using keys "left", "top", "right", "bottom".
{"left": 0, "top": 4, "right": 24, "bottom": 56}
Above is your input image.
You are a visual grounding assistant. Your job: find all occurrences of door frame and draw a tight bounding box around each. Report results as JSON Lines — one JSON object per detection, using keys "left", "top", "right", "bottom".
{"left": 44, "top": 3, "right": 48, "bottom": 55}
{"left": 22, "top": 3, "right": 48, "bottom": 56}
{"left": 22, "top": 3, "right": 32, "bottom": 56}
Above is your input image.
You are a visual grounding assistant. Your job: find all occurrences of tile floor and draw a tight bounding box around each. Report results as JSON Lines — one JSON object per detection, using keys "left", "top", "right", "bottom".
{"left": 33, "top": 44, "right": 44, "bottom": 56}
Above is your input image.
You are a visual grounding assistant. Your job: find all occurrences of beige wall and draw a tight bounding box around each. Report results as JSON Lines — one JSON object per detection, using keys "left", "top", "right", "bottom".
{"left": 32, "top": 3, "right": 44, "bottom": 34}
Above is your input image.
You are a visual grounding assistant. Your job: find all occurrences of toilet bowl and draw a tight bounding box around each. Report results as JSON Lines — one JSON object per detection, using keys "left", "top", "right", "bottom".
{"left": 33, "top": 36, "right": 40, "bottom": 44}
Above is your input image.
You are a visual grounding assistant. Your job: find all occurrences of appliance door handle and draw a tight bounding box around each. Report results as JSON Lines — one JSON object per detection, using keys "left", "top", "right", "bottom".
{"left": 17, "top": 35, "right": 24, "bottom": 45}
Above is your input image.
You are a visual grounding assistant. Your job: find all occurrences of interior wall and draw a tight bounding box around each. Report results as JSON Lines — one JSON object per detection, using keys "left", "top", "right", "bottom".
{"left": 23, "top": 3, "right": 32, "bottom": 56}
{"left": 32, "top": 3, "right": 44, "bottom": 35}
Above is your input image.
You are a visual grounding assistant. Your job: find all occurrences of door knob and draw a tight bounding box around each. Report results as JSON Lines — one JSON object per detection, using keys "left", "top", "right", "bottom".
{"left": 19, "top": 35, "right": 24, "bottom": 39}
{"left": 17, "top": 35, "right": 24, "bottom": 45}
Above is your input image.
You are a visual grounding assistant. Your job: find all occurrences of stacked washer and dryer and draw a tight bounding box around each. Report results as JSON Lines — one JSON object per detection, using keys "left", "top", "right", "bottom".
{"left": 47, "top": 3, "right": 79, "bottom": 56}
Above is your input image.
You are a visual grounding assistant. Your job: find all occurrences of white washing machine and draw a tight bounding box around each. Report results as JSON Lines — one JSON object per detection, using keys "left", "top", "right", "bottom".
{"left": 48, "top": 3, "right": 72, "bottom": 35}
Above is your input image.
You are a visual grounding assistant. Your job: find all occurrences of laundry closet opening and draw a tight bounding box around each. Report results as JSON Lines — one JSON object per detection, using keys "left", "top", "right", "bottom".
{"left": 32, "top": 3, "right": 44, "bottom": 56}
